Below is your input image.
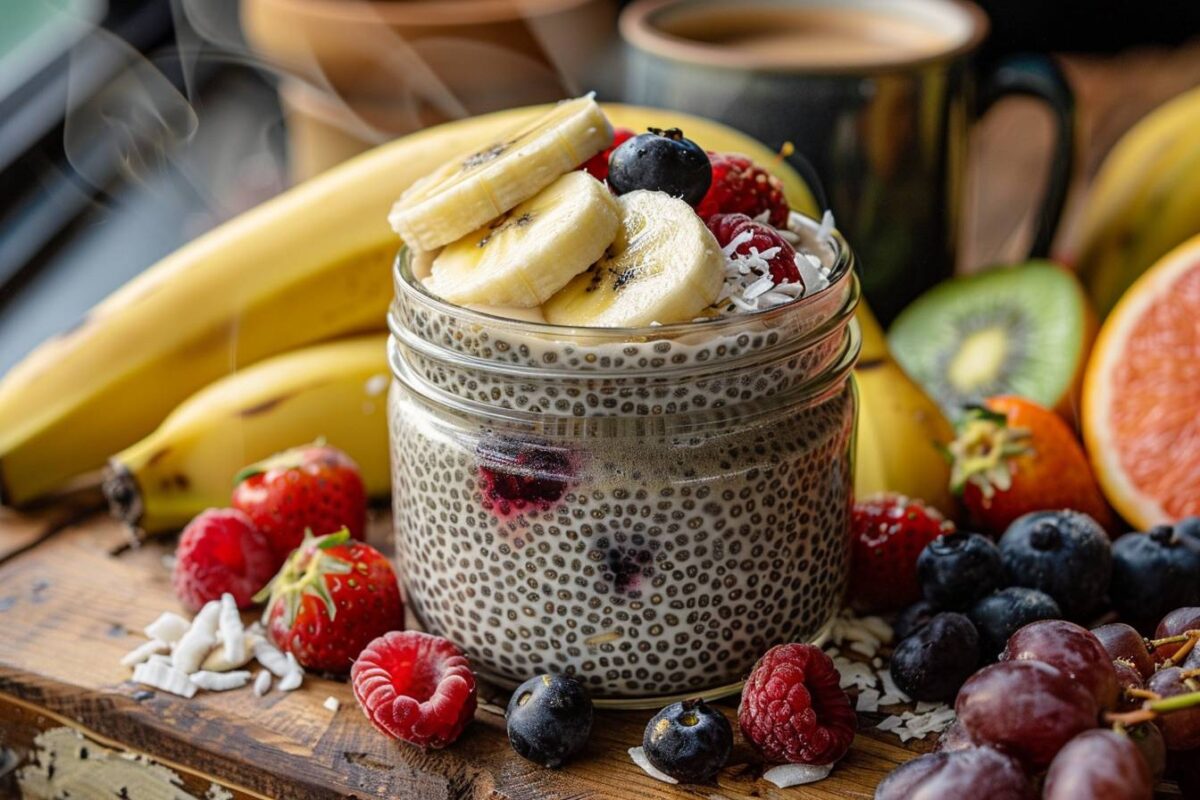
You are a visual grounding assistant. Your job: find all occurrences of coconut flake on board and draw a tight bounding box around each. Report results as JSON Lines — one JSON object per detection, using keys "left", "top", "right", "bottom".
{"left": 763, "top": 762, "right": 834, "bottom": 788}
{"left": 825, "top": 610, "right": 956, "bottom": 743}
{"left": 628, "top": 747, "right": 679, "bottom": 784}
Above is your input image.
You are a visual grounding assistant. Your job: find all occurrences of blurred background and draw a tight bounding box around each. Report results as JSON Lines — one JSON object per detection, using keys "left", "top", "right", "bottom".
{"left": 1, "top": 0, "right": 1198, "bottom": 373}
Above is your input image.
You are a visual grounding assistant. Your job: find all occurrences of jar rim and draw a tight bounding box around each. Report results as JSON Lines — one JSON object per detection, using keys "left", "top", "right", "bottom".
{"left": 391, "top": 210, "right": 855, "bottom": 340}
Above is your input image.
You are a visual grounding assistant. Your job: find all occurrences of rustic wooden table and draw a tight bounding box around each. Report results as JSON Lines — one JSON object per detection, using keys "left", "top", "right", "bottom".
{"left": 2, "top": 46, "right": 1199, "bottom": 799}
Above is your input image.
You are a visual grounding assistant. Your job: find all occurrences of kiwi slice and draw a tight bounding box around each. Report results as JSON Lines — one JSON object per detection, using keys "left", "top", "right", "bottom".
{"left": 887, "top": 262, "right": 1094, "bottom": 420}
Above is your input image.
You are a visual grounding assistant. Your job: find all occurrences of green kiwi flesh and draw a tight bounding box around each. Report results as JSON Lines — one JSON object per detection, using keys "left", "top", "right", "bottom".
{"left": 887, "top": 262, "right": 1090, "bottom": 420}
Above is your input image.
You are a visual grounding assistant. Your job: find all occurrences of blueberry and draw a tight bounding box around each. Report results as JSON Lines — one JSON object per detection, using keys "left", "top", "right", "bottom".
{"left": 889, "top": 612, "right": 980, "bottom": 702}
{"left": 607, "top": 128, "right": 712, "bottom": 206}
{"left": 506, "top": 674, "right": 593, "bottom": 768}
{"left": 642, "top": 698, "right": 732, "bottom": 783}
{"left": 894, "top": 600, "right": 937, "bottom": 641}
{"left": 1174, "top": 516, "right": 1200, "bottom": 553}
{"left": 998, "top": 510, "right": 1112, "bottom": 622}
{"left": 969, "top": 587, "right": 1061, "bottom": 662}
{"left": 916, "top": 532, "right": 1003, "bottom": 610}
{"left": 1111, "top": 525, "right": 1200, "bottom": 632}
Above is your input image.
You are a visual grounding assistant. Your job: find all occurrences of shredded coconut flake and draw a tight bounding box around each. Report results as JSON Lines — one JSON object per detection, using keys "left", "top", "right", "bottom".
{"left": 253, "top": 670, "right": 272, "bottom": 697}
{"left": 817, "top": 209, "right": 835, "bottom": 244}
{"left": 217, "top": 593, "right": 244, "bottom": 665}
{"left": 172, "top": 601, "right": 220, "bottom": 674}
{"left": 121, "top": 639, "right": 169, "bottom": 667}
{"left": 323, "top": 696, "right": 341, "bottom": 712}
{"left": 628, "top": 747, "right": 678, "bottom": 784}
{"left": 143, "top": 612, "right": 190, "bottom": 645}
{"left": 763, "top": 762, "right": 834, "bottom": 788}
{"left": 132, "top": 660, "right": 197, "bottom": 698}
{"left": 190, "top": 670, "right": 252, "bottom": 692}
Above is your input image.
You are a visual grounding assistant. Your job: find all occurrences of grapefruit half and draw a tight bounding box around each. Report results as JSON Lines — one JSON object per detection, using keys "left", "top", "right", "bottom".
{"left": 1083, "top": 233, "right": 1200, "bottom": 528}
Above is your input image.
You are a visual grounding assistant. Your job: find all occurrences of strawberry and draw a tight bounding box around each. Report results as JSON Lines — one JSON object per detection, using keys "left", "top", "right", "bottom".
{"left": 582, "top": 127, "right": 635, "bottom": 182}
{"left": 850, "top": 493, "right": 955, "bottom": 612}
{"left": 172, "top": 508, "right": 277, "bottom": 612}
{"left": 232, "top": 443, "right": 366, "bottom": 563}
{"left": 948, "top": 396, "right": 1116, "bottom": 537}
{"left": 257, "top": 529, "right": 404, "bottom": 674}
{"left": 695, "top": 152, "right": 790, "bottom": 227}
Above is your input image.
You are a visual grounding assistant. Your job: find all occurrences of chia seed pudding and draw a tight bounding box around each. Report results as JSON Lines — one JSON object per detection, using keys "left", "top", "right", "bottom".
{"left": 387, "top": 211, "right": 861, "bottom": 703}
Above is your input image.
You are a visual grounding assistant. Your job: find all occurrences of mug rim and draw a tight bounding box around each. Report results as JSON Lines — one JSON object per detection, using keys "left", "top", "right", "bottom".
{"left": 620, "top": 0, "right": 991, "bottom": 75}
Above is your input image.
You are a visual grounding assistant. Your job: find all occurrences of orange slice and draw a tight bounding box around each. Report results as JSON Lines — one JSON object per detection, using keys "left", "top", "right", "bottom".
{"left": 1082, "top": 233, "right": 1200, "bottom": 528}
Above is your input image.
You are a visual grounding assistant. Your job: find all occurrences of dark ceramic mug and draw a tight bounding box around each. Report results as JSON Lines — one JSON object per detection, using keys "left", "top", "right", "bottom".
{"left": 620, "top": 0, "right": 1074, "bottom": 322}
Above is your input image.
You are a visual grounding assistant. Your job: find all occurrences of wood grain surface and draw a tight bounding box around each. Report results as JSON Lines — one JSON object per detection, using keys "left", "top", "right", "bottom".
{"left": 0, "top": 513, "right": 927, "bottom": 799}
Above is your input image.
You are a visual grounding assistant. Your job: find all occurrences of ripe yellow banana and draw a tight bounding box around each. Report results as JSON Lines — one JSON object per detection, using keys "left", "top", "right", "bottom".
{"left": 1076, "top": 84, "right": 1200, "bottom": 316}
{"left": 0, "top": 100, "right": 818, "bottom": 506}
{"left": 103, "top": 335, "right": 389, "bottom": 537}
{"left": 853, "top": 301, "right": 957, "bottom": 518}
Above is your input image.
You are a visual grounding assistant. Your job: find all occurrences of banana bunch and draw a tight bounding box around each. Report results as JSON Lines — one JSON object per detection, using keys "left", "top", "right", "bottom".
{"left": 104, "top": 335, "right": 390, "bottom": 537}
{"left": 853, "top": 301, "right": 957, "bottom": 518}
{"left": 0, "top": 98, "right": 816, "bottom": 508}
{"left": 1076, "top": 84, "right": 1200, "bottom": 317}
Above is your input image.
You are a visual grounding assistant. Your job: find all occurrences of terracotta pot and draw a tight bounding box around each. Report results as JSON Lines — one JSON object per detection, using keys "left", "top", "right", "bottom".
{"left": 243, "top": 0, "right": 618, "bottom": 178}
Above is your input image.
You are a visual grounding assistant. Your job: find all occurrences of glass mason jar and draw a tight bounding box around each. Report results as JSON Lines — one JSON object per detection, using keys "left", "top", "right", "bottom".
{"left": 387, "top": 213, "right": 860, "bottom": 706}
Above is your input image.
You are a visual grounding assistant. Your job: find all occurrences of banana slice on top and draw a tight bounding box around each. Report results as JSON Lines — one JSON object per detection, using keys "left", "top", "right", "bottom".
{"left": 426, "top": 171, "right": 620, "bottom": 308}
{"left": 390, "top": 95, "right": 613, "bottom": 251}
{"left": 542, "top": 191, "right": 725, "bottom": 327}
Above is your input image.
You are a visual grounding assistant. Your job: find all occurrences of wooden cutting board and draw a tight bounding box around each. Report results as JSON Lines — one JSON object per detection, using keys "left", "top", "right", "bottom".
{"left": 0, "top": 505, "right": 930, "bottom": 799}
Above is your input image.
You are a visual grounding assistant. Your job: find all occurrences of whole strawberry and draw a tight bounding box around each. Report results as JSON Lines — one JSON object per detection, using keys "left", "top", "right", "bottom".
{"left": 850, "top": 493, "right": 955, "bottom": 612}
{"left": 948, "top": 397, "right": 1115, "bottom": 537}
{"left": 695, "top": 152, "right": 790, "bottom": 227}
{"left": 257, "top": 529, "right": 403, "bottom": 674}
{"left": 173, "top": 508, "right": 277, "bottom": 612}
{"left": 232, "top": 443, "right": 367, "bottom": 563}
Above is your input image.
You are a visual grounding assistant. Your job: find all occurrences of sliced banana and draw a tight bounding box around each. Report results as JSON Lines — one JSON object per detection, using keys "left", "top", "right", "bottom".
{"left": 542, "top": 191, "right": 725, "bottom": 327}
{"left": 425, "top": 171, "right": 620, "bottom": 308}
{"left": 390, "top": 95, "right": 613, "bottom": 251}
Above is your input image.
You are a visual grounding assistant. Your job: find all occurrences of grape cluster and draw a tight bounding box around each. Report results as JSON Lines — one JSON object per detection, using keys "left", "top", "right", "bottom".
{"left": 877, "top": 514, "right": 1200, "bottom": 797}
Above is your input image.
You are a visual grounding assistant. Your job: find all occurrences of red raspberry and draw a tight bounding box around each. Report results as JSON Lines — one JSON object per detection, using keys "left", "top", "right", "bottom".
{"left": 707, "top": 212, "right": 802, "bottom": 285}
{"left": 476, "top": 437, "right": 572, "bottom": 517}
{"left": 351, "top": 631, "right": 477, "bottom": 749}
{"left": 582, "top": 127, "right": 635, "bottom": 181}
{"left": 850, "top": 494, "right": 955, "bottom": 613}
{"left": 172, "top": 508, "right": 277, "bottom": 612}
{"left": 738, "top": 643, "right": 856, "bottom": 765}
{"left": 696, "top": 152, "right": 790, "bottom": 227}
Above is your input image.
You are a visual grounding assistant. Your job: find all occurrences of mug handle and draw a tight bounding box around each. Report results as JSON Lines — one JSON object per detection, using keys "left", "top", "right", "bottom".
{"left": 977, "top": 53, "right": 1076, "bottom": 259}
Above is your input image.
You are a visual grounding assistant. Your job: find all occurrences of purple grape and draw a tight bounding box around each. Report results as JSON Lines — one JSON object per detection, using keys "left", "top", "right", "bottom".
{"left": 1043, "top": 729, "right": 1152, "bottom": 800}
{"left": 875, "top": 747, "right": 1033, "bottom": 800}
{"left": 956, "top": 661, "right": 1098, "bottom": 769}
{"left": 1001, "top": 620, "right": 1118, "bottom": 710}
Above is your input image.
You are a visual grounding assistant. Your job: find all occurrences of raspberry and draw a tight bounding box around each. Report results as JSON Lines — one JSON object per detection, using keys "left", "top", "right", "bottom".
{"left": 738, "top": 643, "right": 856, "bottom": 765}
{"left": 707, "top": 212, "right": 802, "bottom": 285}
{"left": 351, "top": 631, "right": 477, "bottom": 749}
{"left": 696, "top": 152, "right": 790, "bottom": 227}
{"left": 476, "top": 437, "right": 571, "bottom": 516}
{"left": 850, "top": 493, "right": 955, "bottom": 612}
{"left": 582, "top": 127, "right": 635, "bottom": 181}
{"left": 172, "top": 508, "right": 277, "bottom": 612}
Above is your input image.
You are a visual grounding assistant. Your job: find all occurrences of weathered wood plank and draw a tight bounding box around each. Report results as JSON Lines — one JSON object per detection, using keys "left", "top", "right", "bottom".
{"left": 0, "top": 511, "right": 924, "bottom": 799}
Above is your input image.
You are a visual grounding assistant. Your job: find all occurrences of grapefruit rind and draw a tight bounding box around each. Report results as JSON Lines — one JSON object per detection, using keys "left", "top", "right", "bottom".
{"left": 1082, "top": 232, "right": 1200, "bottom": 529}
